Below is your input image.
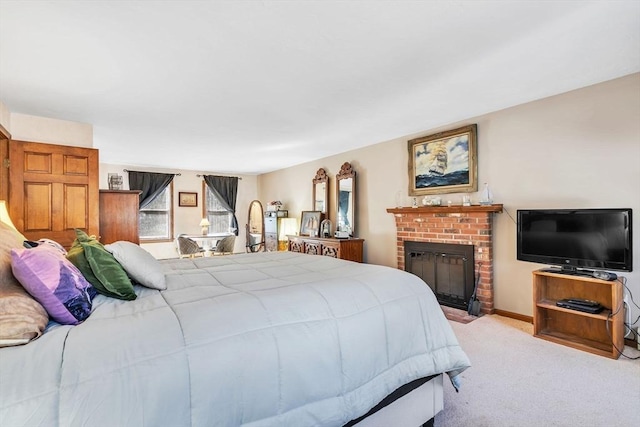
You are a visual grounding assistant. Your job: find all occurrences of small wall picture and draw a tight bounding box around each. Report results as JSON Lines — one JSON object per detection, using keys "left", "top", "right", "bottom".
{"left": 408, "top": 124, "right": 478, "bottom": 196}
{"left": 179, "top": 192, "right": 198, "bottom": 207}
{"left": 299, "top": 211, "right": 322, "bottom": 237}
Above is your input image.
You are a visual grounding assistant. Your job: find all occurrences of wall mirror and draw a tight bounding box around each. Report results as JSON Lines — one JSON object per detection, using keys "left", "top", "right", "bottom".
{"left": 336, "top": 162, "right": 356, "bottom": 237}
{"left": 312, "top": 168, "right": 329, "bottom": 214}
{"left": 246, "top": 200, "right": 265, "bottom": 252}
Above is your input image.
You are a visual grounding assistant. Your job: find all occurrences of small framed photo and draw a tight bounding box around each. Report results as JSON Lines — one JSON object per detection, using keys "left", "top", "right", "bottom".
{"left": 299, "top": 211, "right": 322, "bottom": 237}
{"left": 179, "top": 192, "right": 198, "bottom": 207}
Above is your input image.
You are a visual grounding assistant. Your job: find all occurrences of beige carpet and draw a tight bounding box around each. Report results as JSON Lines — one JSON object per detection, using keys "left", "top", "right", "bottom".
{"left": 435, "top": 315, "right": 640, "bottom": 427}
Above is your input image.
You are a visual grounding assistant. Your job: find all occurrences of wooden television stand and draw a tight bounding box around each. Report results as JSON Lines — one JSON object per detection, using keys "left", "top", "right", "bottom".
{"left": 532, "top": 269, "right": 624, "bottom": 359}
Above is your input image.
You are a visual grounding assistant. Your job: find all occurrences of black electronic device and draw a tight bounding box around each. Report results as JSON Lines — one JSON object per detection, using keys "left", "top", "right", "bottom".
{"left": 565, "top": 298, "right": 600, "bottom": 308}
{"left": 516, "top": 208, "right": 632, "bottom": 274}
{"left": 556, "top": 298, "right": 604, "bottom": 314}
{"left": 592, "top": 270, "right": 617, "bottom": 281}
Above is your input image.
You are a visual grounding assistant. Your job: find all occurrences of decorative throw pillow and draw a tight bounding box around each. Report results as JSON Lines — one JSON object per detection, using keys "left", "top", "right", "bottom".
{"left": 104, "top": 241, "right": 167, "bottom": 290}
{"left": 0, "top": 222, "right": 48, "bottom": 346}
{"left": 66, "top": 229, "right": 136, "bottom": 300}
{"left": 11, "top": 244, "right": 97, "bottom": 325}
{"left": 37, "top": 238, "right": 68, "bottom": 255}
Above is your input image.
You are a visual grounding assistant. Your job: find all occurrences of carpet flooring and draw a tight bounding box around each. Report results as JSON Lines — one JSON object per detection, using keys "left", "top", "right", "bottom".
{"left": 434, "top": 315, "right": 640, "bottom": 427}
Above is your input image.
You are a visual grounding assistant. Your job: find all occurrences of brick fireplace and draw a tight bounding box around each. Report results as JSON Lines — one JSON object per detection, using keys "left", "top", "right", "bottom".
{"left": 387, "top": 205, "right": 503, "bottom": 314}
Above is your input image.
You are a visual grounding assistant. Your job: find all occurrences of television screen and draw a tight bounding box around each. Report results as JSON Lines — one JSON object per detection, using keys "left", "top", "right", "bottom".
{"left": 517, "top": 209, "right": 632, "bottom": 272}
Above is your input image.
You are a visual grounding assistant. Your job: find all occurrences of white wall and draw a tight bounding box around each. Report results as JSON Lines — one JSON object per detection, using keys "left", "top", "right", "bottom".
{"left": 259, "top": 73, "right": 640, "bottom": 322}
{"left": 0, "top": 105, "right": 93, "bottom": 147}
{"left": 9, "top": 113, "right": 93, "bottom": 147}
{"left": 99, "top": 163, "right": 258, "bottom": 259}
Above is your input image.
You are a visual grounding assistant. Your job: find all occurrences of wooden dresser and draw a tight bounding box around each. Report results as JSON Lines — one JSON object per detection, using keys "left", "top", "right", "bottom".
{"left": 287, "top": 235, "right": 364, "bottom": 263}
{"left": 99, "top": 190, "right": 141, "bottom": 244}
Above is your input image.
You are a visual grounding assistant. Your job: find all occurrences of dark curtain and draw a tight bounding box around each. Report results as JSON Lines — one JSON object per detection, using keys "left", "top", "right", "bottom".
{"left": 128, "top": 171, "right": 176, "bottom": 208}
{"left": 203, "top": 175, "right": 239, "bottom": 236}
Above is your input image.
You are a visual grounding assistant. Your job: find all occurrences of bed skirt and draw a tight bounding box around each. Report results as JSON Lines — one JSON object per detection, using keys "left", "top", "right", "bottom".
{"left": 349, "top": 374, "right": 443, "bottom": 427}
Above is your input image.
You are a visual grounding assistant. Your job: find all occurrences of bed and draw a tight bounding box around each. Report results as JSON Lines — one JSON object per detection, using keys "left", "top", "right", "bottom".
{"left": 0, "top": 239, "right": 470, "bottom": 426}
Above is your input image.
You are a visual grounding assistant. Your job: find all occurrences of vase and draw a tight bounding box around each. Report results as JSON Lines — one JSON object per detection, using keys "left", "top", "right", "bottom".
{"left": 480, "top": 183, "right": 493, "bottom": 205}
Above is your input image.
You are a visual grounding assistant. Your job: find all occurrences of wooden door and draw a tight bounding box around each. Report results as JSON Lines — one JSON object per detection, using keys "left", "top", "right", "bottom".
{"left": 9, "top": 140, "right": 99, "bottom": 248}
{"left": 0, "top": 124, "right": 9, "bottom": 202}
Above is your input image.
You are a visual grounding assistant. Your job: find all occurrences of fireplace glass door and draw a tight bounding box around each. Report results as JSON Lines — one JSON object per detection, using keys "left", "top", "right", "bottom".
{"left": 404, "top": 241, "right": 475, "bottom": 311}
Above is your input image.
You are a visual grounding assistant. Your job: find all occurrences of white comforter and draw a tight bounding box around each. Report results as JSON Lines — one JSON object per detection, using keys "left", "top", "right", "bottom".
{"left": 1, "top": 252, "right": 470, "bottom": 426}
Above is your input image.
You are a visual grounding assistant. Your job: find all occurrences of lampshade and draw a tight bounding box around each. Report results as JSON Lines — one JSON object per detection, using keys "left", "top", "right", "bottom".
{"left": 278, "top": 218, "right": 299, "bottom": 241}
{"left": 0, "top": 200, "right": 19, "bottom": 232}
{"left": 199, "top": 217, "right": 210, "bottom": 236}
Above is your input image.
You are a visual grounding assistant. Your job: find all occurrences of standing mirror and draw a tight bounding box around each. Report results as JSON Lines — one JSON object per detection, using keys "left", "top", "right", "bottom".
{"left": 312, "top": 168, "right": 329, "bottom": 214}
{"left": 336, "top": 162, "right": 356, "bottom": 237}
{"left": 246, "top": 200, "right": 265, "bottom": 252}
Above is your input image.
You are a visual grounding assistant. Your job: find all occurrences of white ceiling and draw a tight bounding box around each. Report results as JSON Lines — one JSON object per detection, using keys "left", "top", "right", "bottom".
{"left": 1, "top": 1, "right": 639, "bottom": 174}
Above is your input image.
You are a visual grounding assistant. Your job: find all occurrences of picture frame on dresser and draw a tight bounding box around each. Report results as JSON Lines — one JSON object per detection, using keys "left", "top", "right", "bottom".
{"left": 107, "top": 173, "right": 123, "bottom": 190}
{"left": 299, "top": 211, "right": 322, "bottom": 237}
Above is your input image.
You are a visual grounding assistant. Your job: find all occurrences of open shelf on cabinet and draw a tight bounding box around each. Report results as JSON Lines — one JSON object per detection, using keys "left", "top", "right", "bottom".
{"left": 532, "top": 270, "right": 623, "bottom": 359}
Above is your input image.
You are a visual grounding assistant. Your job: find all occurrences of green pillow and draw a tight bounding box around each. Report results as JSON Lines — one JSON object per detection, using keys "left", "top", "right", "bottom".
{"left": 66, "top": 229, "right": 136, "bottom": 300}
{"left": 73, "top": 228, "right": 96, "bottom": 244}
{"left": 67, "top": 243, "right": 101, "bottom": 290}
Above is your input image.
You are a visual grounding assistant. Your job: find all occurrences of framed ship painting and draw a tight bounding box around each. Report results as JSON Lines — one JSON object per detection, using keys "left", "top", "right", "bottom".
{"left": 407, "top": 124, "right": 478, "bottom": 196}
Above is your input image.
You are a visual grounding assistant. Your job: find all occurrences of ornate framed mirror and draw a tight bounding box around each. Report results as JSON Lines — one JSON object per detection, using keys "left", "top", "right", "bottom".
{"left": 312, "top": 168, "right": 329, "bottom": 214}
{"left": 246, "top": 200, "right": 265, "bottom": 252}
{"left": 336, "top": 162, "right": 356, "bottom": 237}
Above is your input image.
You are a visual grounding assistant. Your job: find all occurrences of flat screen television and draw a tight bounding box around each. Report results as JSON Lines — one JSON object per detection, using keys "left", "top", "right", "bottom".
{"left": 517, "top": 208, "right": 632, "bottom": 273}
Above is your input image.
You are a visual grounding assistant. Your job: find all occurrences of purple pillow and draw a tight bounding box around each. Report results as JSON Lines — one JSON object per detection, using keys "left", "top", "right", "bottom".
{"left": 11, "top": 244, "right": 97, "bottom": 325}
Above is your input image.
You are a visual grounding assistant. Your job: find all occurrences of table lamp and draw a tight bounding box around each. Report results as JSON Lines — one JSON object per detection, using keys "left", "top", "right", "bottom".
{"left": 199, "top": 218, "right": 210, "bottom": 235}
{"left": 0, "top": 200, "right": 19, "bottom": 232}
{"left": 278, "top": 218, "right": 299, "bottom": 251}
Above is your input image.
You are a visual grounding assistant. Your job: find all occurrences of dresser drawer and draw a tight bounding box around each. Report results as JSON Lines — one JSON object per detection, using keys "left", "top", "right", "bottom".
{"left": 287, "top": 236, "right": 364, "bottom": 263}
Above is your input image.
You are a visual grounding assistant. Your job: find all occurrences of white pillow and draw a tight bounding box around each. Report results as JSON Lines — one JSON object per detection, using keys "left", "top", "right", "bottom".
{"left": 104, "top": 241, "right": 166, "bottom": 290}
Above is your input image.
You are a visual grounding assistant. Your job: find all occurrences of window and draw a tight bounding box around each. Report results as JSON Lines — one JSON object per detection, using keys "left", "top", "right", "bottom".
{"left": 204, "top": 184, "right": 233, "bottom": 233}
{"left": 139, "top": 184, "right": 173, "bottom": 240}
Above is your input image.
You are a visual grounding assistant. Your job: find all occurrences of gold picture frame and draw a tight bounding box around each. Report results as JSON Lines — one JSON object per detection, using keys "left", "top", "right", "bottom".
{"left": 179, "top": 192, "right": 198, "bottom": 207}
{"left": 408, "top": 124, "right": 478, "bottom": 196}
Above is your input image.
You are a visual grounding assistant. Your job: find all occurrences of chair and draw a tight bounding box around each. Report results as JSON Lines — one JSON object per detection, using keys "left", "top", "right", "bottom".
{"left": 212, "top": 235, "right": 236, "bottom": 256}
{"left": 176, "top": 235, "right": 205, "bottom": 258}
{"left": 245, "top": 224, "right": 264, "bottom": 253}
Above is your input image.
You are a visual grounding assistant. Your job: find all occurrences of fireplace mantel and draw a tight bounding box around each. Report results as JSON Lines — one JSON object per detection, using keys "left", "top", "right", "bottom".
{"left": 387, "top": 203, "right": 503, "bottom": 314}
{"left": 386, "top": 204, "right": 503, "bottom": 215}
